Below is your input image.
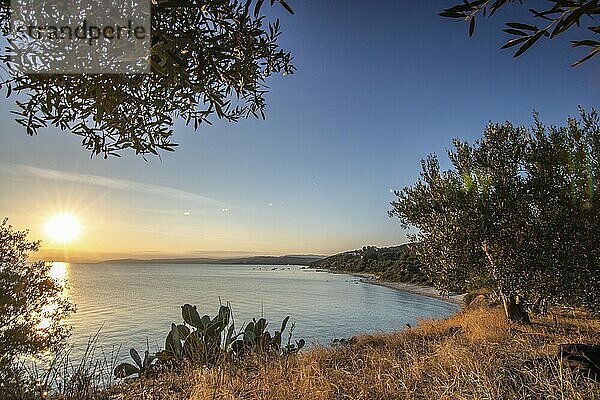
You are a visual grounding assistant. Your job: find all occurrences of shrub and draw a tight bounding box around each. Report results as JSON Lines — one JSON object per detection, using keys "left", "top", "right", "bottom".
{"left": 0, "top": 218, "right": 74, "bottom": 398}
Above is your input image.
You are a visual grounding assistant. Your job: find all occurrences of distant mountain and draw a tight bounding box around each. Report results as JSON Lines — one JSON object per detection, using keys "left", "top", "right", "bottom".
{"left": 311, "top": 244, "right": 428, "bottom": 284}
{"left": 97, "top": 254, "right": 325, "bottom": 266}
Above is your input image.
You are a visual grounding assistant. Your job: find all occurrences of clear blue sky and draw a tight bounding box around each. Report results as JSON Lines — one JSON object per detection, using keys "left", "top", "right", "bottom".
{"left": 0, "top": 0, "right": 597, "bottom": 260}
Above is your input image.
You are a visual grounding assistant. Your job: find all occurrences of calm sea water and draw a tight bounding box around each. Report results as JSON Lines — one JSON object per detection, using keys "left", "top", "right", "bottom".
{"left": 51, "top": 262, "right": 457, "bottom": 361}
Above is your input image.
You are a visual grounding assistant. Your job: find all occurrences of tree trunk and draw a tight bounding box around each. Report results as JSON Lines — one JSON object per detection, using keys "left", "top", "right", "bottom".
{"left": 502, "top": 294, "right": 530, "bottom": 324}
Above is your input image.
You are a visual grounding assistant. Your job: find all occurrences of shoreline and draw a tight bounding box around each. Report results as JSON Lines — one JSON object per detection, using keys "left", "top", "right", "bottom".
{"left": 320, "top": 268, "right": 466, "bottom": 305}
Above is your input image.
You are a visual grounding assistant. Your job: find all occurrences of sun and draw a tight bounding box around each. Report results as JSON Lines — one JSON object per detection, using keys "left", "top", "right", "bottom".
{"left": 44, "top": 213, "right": 82, "bottom": 244}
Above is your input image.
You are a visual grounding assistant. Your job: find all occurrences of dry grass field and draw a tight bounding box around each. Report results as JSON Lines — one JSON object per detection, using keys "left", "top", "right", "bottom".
{"left": 105, "top": 303, "right": 600, "bottom": 400}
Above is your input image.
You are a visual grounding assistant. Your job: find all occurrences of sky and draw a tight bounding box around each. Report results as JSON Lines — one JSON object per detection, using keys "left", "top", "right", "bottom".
{"left": 0, "top": 1, "right": 598, "bottom": 262}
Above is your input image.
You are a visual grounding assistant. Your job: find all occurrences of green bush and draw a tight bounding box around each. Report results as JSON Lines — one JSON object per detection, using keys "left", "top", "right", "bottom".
{"left": 115, "top": 303, "right": 304, "bottom": 379}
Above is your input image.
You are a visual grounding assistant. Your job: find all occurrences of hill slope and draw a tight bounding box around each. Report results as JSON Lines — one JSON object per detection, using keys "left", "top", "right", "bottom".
{"left": 311, "top": 244, "right": 428, "bottom": 284}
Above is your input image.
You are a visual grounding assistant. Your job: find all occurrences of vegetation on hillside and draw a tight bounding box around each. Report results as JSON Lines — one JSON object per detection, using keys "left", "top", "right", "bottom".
{"left": 311, "top": 245, "right": 429, "bottom": 284}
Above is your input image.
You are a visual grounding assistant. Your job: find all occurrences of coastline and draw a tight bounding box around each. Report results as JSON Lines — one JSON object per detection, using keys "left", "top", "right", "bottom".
{"left": 320, "top": 268, "right": 466, "bottom": 305}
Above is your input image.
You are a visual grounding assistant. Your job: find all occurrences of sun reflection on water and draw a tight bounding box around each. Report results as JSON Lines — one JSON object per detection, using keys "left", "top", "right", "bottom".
{"left": 37, "top": 262, "right": 70, "bottom": 330}
{"left": 49, "top": 261, "right": 69, "bottom": 283}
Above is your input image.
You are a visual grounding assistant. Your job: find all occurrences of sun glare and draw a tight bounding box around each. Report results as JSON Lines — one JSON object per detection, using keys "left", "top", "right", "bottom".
{"left": 44, "top": 213, "right": 82, "bottom": 244}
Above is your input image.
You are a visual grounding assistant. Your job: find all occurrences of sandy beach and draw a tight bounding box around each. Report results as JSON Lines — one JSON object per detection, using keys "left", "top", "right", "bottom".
{"left": 323, "top": 269, "right": 466, "bottom": 305}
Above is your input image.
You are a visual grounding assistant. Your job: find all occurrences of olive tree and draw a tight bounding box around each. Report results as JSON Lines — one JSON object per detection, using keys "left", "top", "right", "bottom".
{"left": 524, "top": 110, "right": 600, "bottom": 312}
{"left": 440, "top": 1, "right": 600, "bottom": 67}
{"left": 0, "top": 218, "right": 73, "bottom": 391}
{"left": 390, "top": 109, "right": 600, "bottom": 321}
{"left": 0, "top": 0, "right": 295, "bottom": 157}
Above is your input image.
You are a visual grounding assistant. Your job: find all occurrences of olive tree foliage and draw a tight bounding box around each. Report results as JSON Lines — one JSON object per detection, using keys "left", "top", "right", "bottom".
{"left": 524, "top": 112, "right": 600, "bottom": 312}
{"left": 0, "top": 219, "right": 73, "bottom": 380}
{"left": 440, "top": 1, "right": 600, "bottom": 67}
{"left": 0, "top": 0, "right": 295, "bottom": 157}
{"left": 390, "top": 109, "right": 600, "bottom": 321}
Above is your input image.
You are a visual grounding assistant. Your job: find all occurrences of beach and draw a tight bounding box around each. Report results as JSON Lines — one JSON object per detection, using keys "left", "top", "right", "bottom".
{"left": 323, "top": 269, "right": 466, "bottom": 305}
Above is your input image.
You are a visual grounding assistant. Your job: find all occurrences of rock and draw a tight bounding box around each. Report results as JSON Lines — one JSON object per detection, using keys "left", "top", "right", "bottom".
{"left": 331, "top": 337, "right": 357, "bottom": 347}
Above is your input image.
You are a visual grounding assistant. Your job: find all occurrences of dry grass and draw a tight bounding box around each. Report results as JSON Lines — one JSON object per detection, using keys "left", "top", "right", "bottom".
{"left": 104, "top": 305, "right": 600, "bottom": 400}
{"left": 188, "top": 306, "right": 600, "bottom": 400}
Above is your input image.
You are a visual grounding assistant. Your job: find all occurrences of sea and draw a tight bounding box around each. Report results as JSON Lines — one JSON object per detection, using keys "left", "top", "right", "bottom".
{"left": 48, "top": 262, "right": 458, "bottom": 363}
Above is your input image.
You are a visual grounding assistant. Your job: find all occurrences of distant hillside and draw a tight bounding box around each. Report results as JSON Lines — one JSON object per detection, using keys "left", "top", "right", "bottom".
{"left": 98, "top": 255, "right": 325, "bottom": 266}
{"left": 311, "top": 245, "right": 428, "bottom": 284}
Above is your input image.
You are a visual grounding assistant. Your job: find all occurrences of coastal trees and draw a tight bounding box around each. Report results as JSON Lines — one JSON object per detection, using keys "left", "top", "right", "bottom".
{"left": 311, "top": 245, "right": 428, "bottom": 284}
{"left": 440, "top": 1, "right": 600, "bottom": 67}
{"left": 0, "top": 218, "right": 73, "bottom": 395}
{"left": 0, "top": 0, "right": 295, "bottom": 157}
{"left": 390, "top": 109, "right": 600, "bottom": 321}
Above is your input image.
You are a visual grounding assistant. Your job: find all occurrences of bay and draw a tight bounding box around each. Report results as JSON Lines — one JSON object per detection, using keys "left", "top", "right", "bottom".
{"left": 50, "top": 262, "right": 458, "bottom": 361}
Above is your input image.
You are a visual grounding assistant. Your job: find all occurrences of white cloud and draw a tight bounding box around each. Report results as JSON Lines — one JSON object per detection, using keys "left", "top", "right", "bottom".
{"left": 10, "top": 164, "right": 228, "bottom": 208}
